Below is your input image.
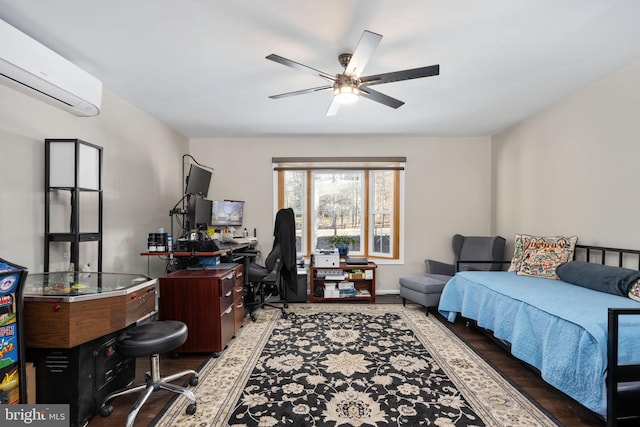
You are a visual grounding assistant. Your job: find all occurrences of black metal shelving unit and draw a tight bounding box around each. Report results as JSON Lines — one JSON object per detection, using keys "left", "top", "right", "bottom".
{"left": 44, "top": 139, "right": 103, "bottom": 273}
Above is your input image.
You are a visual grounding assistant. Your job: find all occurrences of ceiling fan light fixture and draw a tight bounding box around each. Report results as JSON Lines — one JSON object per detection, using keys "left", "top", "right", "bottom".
{"left": 333, "top": 74, "right": 360, "bottom": 104}
{"left": 334, "top": 84, "right": 359, "bottom": 104}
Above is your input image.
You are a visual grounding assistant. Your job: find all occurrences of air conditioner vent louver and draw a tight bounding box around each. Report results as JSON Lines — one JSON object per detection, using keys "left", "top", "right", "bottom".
{"left": 0, "top": 19, "right": 102, "bottom": 116}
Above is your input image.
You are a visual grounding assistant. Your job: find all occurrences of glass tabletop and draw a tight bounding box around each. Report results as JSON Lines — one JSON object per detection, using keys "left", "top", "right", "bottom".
{"left": 24, "top": 271, "right": 152, "bottom": 298}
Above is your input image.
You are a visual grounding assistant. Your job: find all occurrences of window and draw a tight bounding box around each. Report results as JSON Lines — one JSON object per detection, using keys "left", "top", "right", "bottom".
{"left": 274, "top": 157, "right": 404, "bottom": 261}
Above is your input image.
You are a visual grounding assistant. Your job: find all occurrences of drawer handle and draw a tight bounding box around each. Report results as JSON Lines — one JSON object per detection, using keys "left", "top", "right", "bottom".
{"left": 223, "top": 273, "right": 234, "bottom": 280}
{"left": 223, "top": 306, "right": 233, "bottom": 315}
{"left": 224, "top": 290, "right": 233, "bottom": 297}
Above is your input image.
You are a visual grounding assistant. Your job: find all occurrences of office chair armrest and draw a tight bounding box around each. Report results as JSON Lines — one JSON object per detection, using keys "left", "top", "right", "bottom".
{"left": 262, "top": 258, "right": 281, "bottom": 282}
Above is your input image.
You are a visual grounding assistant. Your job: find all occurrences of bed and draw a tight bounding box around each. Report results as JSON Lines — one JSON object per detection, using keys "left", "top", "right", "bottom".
{"left": 438, "top": 243, "right": 640, "bottom": 422}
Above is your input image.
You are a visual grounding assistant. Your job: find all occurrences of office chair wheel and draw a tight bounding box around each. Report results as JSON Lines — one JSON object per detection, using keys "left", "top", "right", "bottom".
{"left": 284, "top": 303, "right": 289, "bottom": 308}
{"left": 99, "top": 404, "right": 113, "bottom": 417}
{"left": 250, "top": 313, "right": 257, "bottom": 322}
{"left": 189, "top": 375, "right": 199, "bottom": 386}
{"left": 186, "top": 403, "right": 197, "bottom": 415}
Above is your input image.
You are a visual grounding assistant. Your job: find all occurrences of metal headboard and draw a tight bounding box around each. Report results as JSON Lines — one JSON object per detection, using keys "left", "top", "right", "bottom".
{"left": 574, "top": 244, "right": 640, "bottom": 270}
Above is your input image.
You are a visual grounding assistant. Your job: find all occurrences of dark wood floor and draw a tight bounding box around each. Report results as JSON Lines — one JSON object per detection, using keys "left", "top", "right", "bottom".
{"left": 87, "top": 297, "right": 606, "bottom": 427}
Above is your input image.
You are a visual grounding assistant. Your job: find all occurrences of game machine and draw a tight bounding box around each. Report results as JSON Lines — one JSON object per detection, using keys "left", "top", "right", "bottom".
{"left": 0, "top": 258, "right": 27, "bottom": 405}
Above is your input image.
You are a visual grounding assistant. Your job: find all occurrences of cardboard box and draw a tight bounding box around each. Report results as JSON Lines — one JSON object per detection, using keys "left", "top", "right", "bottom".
{"left": 323, "top": 282, "right": 339, "bottom": 298}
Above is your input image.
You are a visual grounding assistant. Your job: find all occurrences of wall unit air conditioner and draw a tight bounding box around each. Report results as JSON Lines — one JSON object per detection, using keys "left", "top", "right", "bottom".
{"left": 0, "top": 19, "right": 102, "bottom": 117}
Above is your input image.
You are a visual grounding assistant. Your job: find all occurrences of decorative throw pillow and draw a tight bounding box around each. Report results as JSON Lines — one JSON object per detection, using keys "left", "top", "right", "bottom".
{"left": 507, "top": 234, "right": 531, "bottom": 272}
{"left": 516, "top": 235, "right": 578, "bottom": 279}
{"left": 629, "top": 280, "right": 640, "bottom": 302}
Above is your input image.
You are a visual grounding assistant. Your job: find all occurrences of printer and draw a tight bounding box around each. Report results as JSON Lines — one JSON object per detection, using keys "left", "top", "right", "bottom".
{"left": 314, "top": 248, "right": 340, "bottom": 267}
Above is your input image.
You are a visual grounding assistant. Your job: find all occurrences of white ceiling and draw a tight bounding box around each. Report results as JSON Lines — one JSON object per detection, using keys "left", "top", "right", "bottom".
{"left": 1, "top": 0, "right": 640, "bottom": 138}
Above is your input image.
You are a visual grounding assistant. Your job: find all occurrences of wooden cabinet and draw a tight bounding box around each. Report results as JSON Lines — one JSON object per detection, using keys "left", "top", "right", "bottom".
{"left": 23, "top": 273, "right": 157, "bottom": 349}
{"left": 159, "top": 265, "right": 244, "bottom": 355}
{"left": 309, "top": 262, "right": 376, "bottom": 303}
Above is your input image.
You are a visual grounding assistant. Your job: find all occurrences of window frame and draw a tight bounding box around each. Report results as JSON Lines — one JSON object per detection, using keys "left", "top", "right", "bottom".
{"left": 273, "top": 157, "right": 405, "bottom": 263}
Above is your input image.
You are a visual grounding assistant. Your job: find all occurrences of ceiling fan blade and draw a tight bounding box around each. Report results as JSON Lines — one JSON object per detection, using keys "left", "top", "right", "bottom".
{"left": 359, "top": 87, "right": 404, "bottom": 109}
{"left": 269, "top": 85, "right": 332, "bottom": 99}
{"left": 326, "top": 98, "right": 341, "bottom": 116}
{"left": 344, "top": 30, "right": 383, "bottom": 78}
{"left": 266, "top": 54, "right": 335, "bottom": 82}
{"left": 360, "top": 64, "right": 440, "bottom": 86}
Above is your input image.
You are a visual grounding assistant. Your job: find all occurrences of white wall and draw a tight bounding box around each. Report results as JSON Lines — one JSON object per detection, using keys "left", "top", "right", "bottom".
{"left": 0, "top": 84, "right": 495, "bottom": 289}
{"left": 493, "top": 60, "right": 640, "bottom": 252}
{"left": 0, "top": 85, "right": 189, "bottom": 277}
{"left": 190, "top": 136, "right": 493, "bottom": 292}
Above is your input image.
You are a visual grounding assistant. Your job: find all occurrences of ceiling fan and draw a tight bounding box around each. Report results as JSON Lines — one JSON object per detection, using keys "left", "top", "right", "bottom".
{"left": 266, "top": 30, "right": 439, "bottom": 116}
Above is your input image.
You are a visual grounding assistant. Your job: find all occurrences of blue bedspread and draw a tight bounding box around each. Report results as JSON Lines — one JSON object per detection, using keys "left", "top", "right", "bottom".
{"left": 438, "top": 271, "right": 640, "bottom": 416}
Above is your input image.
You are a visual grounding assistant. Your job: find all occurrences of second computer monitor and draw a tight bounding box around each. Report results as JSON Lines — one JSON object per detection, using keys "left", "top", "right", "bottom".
{"left": 211, "top": 200, "right": 243, "bottom": 227}
{"left": 187, "top": 197, "right": 212, "bottom": 230}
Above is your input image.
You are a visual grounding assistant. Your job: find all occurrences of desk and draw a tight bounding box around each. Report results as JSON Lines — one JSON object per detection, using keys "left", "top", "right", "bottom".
{"left": 141, "top": 240, "right": 258, "bottom": 287}
{"left": 140, "top": 240, "right": 257, "bottom": 259}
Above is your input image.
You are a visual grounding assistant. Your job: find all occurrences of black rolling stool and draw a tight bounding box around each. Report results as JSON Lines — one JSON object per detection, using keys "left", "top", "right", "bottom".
{"left": 99, "top": 321, "right": 198, "bottom": 427}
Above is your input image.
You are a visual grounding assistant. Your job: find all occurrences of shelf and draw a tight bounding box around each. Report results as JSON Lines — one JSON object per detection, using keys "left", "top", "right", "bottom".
{"left": 48, "top": 232, "right": 101, "bottom": 242}
{"left": 309, "top": 262, "right": 376, "bottom": 303}
{"left": 49, "top": 186, "right": 101, "bottom": 192}
{"left": 45, "top": 139, "right": 103, "bottom": 273}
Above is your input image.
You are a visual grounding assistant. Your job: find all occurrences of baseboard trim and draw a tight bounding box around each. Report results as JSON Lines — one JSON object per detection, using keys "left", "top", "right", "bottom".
{"left": 375, "top": 290, "right": 400, "bottom": 296}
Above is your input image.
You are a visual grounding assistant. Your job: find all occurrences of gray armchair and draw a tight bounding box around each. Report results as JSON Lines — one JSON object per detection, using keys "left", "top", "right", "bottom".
{"left": 400, "top": 234, "right": 506, "bottom": 315}
{"left": 427, "top": 233, "right": 507, "bottom": 276}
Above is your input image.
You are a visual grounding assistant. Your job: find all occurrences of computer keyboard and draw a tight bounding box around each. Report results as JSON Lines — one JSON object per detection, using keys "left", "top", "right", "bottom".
{"left": 233, "top": 237, "right": 256, "bottom": 244}
{"left": 220, "top": 235, "right": 256, "bottom": 245}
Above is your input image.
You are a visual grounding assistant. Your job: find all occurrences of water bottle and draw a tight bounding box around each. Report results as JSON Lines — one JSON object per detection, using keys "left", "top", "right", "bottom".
{"left": 167, "top": 234, "right": 173, "bottom": 252}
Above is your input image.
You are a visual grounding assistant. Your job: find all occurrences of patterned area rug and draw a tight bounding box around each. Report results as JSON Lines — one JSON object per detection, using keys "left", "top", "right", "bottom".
{"left": 154, "top": 304, "right": 559, "bottom": 426}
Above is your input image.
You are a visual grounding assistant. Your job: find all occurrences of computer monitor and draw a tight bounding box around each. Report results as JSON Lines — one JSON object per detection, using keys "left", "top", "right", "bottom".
{"left": 185, "top": 164, "right": 212, "bottom": 196}
{"left": 187, "top": 197, "right": 212, "bottom": 230}
{"left": 211, "top": 200, "right": 244, "bottom": 227}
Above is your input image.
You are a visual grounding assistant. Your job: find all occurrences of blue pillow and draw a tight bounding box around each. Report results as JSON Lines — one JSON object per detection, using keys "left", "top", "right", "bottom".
{"left": 556, "top": 261, "right": 640, "bottom": 296}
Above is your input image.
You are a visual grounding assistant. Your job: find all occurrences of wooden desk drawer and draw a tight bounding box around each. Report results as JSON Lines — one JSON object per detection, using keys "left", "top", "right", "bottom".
{"left": 219, "top": 274, "right": 235, "bottom": 312}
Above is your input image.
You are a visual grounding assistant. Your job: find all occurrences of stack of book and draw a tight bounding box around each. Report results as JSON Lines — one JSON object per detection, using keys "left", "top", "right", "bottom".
{"left": 338, "top": 281, "right": 356, "bottom": 298}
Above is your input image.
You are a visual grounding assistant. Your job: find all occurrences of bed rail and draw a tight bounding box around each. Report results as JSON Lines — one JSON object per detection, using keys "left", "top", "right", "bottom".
{"left": 607, "top": 308, "right": 640, "bottom": 427}
{"left": 574, "top": 244, "right": 640, "bottom": 270}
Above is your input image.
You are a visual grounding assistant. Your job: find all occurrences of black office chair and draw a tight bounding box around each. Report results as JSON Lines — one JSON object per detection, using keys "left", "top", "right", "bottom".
{"left": 245, "top": 208, "right": 296, "bottom": 321}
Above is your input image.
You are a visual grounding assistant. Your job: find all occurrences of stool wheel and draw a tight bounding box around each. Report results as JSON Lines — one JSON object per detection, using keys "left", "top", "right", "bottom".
{"left": 186, "top": 403, "right": 197, "bottom": 415}
{"left": 99, "top": 404, "right": 113, "bottom": 417}
{"left": 189, "top": 375, "right": 199, "bottom": 386}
